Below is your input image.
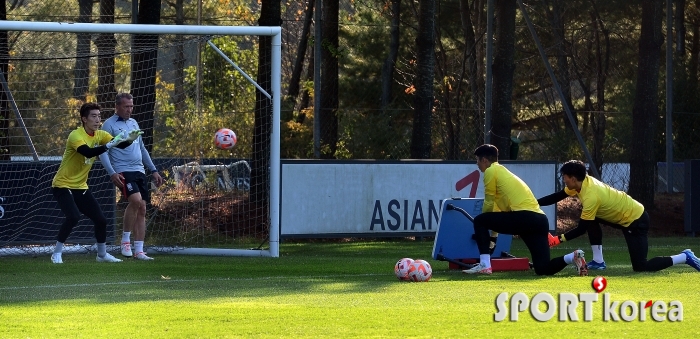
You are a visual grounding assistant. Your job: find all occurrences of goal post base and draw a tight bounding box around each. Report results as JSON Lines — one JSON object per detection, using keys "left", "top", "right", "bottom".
{"left": 0, "top": 245, "right": 276, "bottom": 257}
{"left": 147, "top": 247, "right": 274, "bottom": 257}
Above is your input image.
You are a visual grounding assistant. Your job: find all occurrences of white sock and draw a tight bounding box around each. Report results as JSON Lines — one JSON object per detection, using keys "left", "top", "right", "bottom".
{"left": 671, "top": 253, "right": 687, "bottom": 265}
{"left": 564, "top": 252, "right": 575, "bottom": 264}
{"left": 480, "top": 254, "right": 492, "bottom": 268}
{"left": 122, "top": 232, "right": 131, "bottom": 243}
{"left": 53, "top": 241, "right": 64, "bottom": 254}
{"left": 134, "top": 241, "right": 144, "bottom": 254}
{"left": 592, "top": 245, "right": 604, "bottom": 263}
{"left": 97, "top": 243, "right": 107, "bottom": 257}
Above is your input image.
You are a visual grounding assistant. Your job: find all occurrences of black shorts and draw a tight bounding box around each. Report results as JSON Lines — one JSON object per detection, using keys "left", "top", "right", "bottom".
{"left": 119, "top": 171, "right": 151, "bottom": 203}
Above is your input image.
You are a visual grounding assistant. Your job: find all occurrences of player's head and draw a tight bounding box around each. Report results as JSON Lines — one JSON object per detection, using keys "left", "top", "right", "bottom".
{"left": 115, "top": 93, "right": 134, "bottom": 119}
{"left": 559, "top": 160, "right": 587, "bottom": 191}
{"left": 474, "top": 144, "right": 498, "bottom": 172}
{"left": 79, "top": 102, "right": 102, "bottom": 132}
{"left": 80, "top": 102, "right": 101, "bottom": 123}
{"left": 474, "top": 144, "right": 498, "bottom": 162}
{"left": 560, "top": 160, "right": 587, "bottom": 181}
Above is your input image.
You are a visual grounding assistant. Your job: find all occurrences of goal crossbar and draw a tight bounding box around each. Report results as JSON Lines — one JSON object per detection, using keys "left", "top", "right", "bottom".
{"left": 0, "top": 21, "right": 281, "bottom": 36}
{"left": 0, "top": 21, "right": 281, "bottom": 258}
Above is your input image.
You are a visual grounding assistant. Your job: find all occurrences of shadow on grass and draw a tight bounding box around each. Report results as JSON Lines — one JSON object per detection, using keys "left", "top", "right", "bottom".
{"left": 0, "top": 237, "right": 697, "bottom": 304}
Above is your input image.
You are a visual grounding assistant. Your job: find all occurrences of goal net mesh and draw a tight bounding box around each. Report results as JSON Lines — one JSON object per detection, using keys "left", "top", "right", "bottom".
{"left": 0, "top": 25, "right": 278, "bottom": 256}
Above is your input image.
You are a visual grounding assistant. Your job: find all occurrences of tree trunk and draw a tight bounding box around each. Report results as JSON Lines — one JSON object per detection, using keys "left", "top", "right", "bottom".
{"left": 489, "top": 0, "right": 516, "bottom": 158}
{"left": 320, "top": 0, "right": 339, "bottom": 159}
{"left": 675, "top": 0, "right": 699, "bottom": 160}
{"left": 461, "top": 0, "right": 481, "bottom": 116}
{"left": 171, "top": 0, "right": 186, "bottom": 112}
{"left": 432, "top": 5, "right": 454, "bottom": 159}
{"left": 131, "top": 0, "right": 162, "bottom": 153}
{"left": 410, "top": 0, "right": 436, "bottom": 159}
{"left": 675, "top": 0, "right": 686, "bottom": 52}
{"left": 473, "top": 0, "right": 488, "bottom": 146}
{"left": 251, "top": 0, "right": 280, "bottom": 206}
{"left": 688, "top": 0, "right": 699, "bottom": 106}
{"left": 380, "top": 0, "right": 401, "bottom": 110}
{"left": 590, "top": 6, "right": 610, "bottom": 177}
{"left": 0, "top": 0, "right": 8, "bottom": 160}
{"left": 297, "top": 42, "right": 315, "bottom": 122}
{"left": 286, "top": 0, "right": 314, "bottom": 118}
{"left": 545, "top": 0, "right": 575, "bottom": 131}
{"left": 629, "top": 0, "right": 663, "bottom": 209}
{"left": 460, "top": 0, "right": 484, "bottom": 150}
{"left": 73, "top": 0, "right": 91, "bottom": 101}
{"left": 96, "top": 0, "right": 116, "bottom": 113}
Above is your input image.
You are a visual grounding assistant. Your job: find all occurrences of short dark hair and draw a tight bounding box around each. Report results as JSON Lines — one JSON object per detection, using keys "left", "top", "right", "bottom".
{"left": 79, "top": 102, "right": 101, "bottom": 119}
{"left": 560, "top": 160, "right": 587, "bottom": 181}
{"left": 115, "top": 93, "right": 133, "bottom": 105}
{"left": 473, "top": 144, "right": 499, "bottom": 162}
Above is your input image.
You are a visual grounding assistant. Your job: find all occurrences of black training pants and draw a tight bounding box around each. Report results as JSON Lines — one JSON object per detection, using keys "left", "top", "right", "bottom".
{"left": 619, "top": 211, "right": 673, "bottom": 272}
{"left": 52, "top": 187, "right": 108, "bottom": 243}
{"left": 473, "top": 211, "right": 568, "bottom": 275}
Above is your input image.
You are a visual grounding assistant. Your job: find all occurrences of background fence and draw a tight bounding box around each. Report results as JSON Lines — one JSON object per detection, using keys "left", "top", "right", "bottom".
{"left": 2, "top": 0, "right": 698, "bottom": 194}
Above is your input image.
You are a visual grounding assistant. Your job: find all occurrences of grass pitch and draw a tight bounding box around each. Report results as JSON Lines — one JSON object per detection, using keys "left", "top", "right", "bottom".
{"left": 1, "top": 236, "right": 699, "bottom": 338}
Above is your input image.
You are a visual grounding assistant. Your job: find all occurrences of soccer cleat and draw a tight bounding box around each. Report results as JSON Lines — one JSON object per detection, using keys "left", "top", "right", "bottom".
{"left": 462, "top": 262, "right": 492, "bottom": 275}
{"left": 548, "top": 233, "right": 561, "bottom": 247}
{"left": 682, "top": 249, "right": 700, "bottom": 272}
{"left": 51, "top": 253, "right": 63, "bottom": 264}
{"left": 587, "top": 260, "right": 607, "bottom": 270}
{"left": 96, "top": 253, "right": 123, "bottom": 263}
{"left": 572, "top": 249, "right": 588, "bottom": 276}
{"left": 121, "top": 242, "right": 133, "bottom": 257}
{"left": 134, "top": 252, "right": 154, "bottom": 260}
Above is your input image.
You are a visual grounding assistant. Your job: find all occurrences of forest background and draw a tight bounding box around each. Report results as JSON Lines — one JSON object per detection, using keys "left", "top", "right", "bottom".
{"left": 0, "top": 0, "right": 697, "bottom": 232}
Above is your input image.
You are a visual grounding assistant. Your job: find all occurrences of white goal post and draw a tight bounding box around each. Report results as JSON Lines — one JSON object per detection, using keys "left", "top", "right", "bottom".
{"left": 0, "top": 21, "right": 281, "bottom": 257}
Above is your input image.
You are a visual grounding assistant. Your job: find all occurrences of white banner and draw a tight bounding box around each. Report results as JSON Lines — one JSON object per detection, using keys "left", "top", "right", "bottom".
{"left": 280, "top": 161, "right": 556, "bottom": 237}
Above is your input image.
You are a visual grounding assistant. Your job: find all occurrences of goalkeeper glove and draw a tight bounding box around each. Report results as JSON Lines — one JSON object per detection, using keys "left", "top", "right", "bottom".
{"left": 126, "top": 129, "right": 143, "bottom": 142}
{"left": 105, "top": 131, "right": 128, "bottom": 149}
{"left": 548, "top": 233, "right": 561, "bottom": 248}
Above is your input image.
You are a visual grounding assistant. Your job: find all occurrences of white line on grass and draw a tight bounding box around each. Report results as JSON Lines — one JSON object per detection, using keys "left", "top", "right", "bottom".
{"left": 0, "top": 273, "right": 390, "bottom": 291}
{"left": 553, "top": 245, "right": 694, "bottom": 250}
{"left": 2, "top": 263, "right": 664, "bottom": 291}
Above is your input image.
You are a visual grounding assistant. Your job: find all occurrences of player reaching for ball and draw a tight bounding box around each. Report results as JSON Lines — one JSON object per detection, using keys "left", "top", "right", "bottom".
{"left": 538, "top": 159, "right": 700, "bottom": 273}
{"left": 462, "top": 144, "right": 588, "bottom": 276}
{"left": 50, "top": 102, "right": 142, "bottom": 264}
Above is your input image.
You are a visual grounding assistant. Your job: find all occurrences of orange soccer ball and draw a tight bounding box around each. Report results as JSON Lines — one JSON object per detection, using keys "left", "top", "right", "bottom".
{"left": 214, "top": 128, "right": 237, "bottom": 150}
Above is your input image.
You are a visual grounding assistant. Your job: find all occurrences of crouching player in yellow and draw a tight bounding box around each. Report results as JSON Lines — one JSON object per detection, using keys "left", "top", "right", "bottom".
{"left": 539, "top": 160, "right": 700, "bottom": 272}
{"left": 463, "top": 145, "right": 588, "bottom": 276}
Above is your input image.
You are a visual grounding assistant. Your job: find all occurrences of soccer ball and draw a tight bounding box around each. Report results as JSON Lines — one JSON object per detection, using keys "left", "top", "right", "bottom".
{"left": 394, "top": 258, "right": 415, "bottom": 281}
{"left": 407, "top": 259, "right": 432, "bottom": 282}
{"left": 214, "top": 128, "right": 237, "bottom": 150}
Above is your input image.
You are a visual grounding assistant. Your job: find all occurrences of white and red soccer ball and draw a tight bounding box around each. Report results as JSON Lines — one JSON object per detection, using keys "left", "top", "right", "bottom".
{"left": 394, "top": 258, "right": 415, "bottom": 281}
{"left": 214, "top": 128, "right": 237, "bottom": 150}
{"left": 407, "top": 259, "right": 432, "bottom": 282}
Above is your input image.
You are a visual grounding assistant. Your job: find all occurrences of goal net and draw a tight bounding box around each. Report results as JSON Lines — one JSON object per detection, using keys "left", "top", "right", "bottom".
{"left": 0, "top": 21, "right": 281, "bottom": 257}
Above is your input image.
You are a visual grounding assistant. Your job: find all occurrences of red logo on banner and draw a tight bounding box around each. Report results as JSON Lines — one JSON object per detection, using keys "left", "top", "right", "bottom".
{"left": 455, "top": 170, "right": 480, "bottom": 198}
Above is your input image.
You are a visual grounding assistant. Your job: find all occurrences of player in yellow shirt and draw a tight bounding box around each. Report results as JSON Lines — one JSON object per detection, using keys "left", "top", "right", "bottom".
{"left": 539, "top": 160, "right": 700, "bottom": 272}
{"left": 50, "top": 102, "right": 141, "bottom": 264}
{"left": 463, "top": 144, "right": 588, "bottom": 276}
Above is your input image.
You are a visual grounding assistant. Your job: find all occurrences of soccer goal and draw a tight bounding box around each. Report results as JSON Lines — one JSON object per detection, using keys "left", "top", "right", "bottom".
{"left": 0, "top": 21, "right": 280, "bottom": 257}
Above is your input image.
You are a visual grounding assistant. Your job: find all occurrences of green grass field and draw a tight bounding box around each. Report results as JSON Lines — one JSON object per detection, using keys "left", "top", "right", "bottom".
{"left": 1, "top": 236, "right": 699, "bottom": 338}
